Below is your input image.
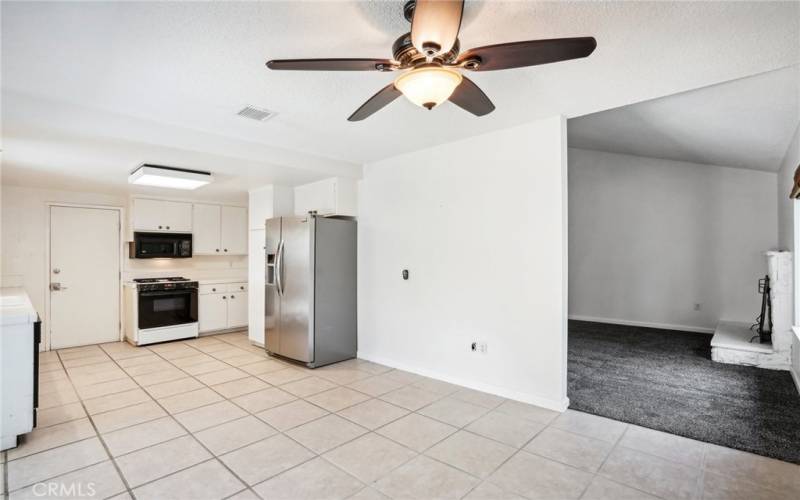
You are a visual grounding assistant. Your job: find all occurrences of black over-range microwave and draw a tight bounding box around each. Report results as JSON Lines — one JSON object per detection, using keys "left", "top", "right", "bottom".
{"left": 130, "top": 232, "right": 192, "bottom": 258}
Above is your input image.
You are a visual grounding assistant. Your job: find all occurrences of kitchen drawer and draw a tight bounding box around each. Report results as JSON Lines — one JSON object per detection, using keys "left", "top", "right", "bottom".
{"left": 199, "top": 284, "right": 226, "bottom": 295}
{"left": 226, "top": 283, "right": 247, "bottom": 292}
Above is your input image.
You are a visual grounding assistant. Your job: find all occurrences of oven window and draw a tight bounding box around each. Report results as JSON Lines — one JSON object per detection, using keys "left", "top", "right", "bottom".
{"left": 138, "top": 290, "right": 198, "bottom": 330}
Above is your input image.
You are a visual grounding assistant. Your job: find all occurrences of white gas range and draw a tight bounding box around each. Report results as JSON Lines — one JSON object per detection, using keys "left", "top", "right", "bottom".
{"left": 124, "top": 276, "right": 199, "bottom": 346}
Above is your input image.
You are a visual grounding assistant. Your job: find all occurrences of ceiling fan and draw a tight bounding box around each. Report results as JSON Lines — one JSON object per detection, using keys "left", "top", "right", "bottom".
{"left": 266, "top": 0, "right": 597, "bottom": 121}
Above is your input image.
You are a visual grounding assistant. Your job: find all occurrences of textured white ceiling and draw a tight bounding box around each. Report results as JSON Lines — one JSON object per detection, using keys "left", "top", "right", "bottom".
{"left": 568, "top": 65, "right": 800, "bottom": 172}
{"left": 2, "top": 1, "right": 799, "bottom": 194}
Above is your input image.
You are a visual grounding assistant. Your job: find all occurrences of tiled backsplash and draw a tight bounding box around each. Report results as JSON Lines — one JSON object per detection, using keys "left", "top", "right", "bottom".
{"left": 123, "top": 250, "right": 247, "bottom": 281}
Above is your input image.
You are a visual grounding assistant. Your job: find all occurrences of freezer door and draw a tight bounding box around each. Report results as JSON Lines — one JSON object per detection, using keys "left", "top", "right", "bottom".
{"left": 264, "top": 217, "right": 281, "bottom": 354}
{"left": 312, "top": 217, "right": 357, "bottom": 366}
{"left": 277, "top": 216, "right": 313, "bottom": 362}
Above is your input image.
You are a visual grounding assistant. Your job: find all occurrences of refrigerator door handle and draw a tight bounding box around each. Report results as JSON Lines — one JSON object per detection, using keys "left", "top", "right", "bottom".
{"left": 275, "top": 239, "right": 285, "bottom": 296}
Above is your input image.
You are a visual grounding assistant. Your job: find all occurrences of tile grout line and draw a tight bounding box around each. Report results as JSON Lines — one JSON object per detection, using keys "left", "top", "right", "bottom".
{"left": 37, "top": 335, "right": 767, "bottom": 500}
{"left": 54, "top": 347, "right": 136, "bottom": 499}
{"left": 575, "top": 418, "right": 631, "bottom": 500}
{"left": 27, "top": 342, "right": 550, "bottom": 499}
{"left": 114, "top": 341, "right": 263, "bottom": 499}
{"left": 582, "top": 421, "right": 675, "bottom": 500}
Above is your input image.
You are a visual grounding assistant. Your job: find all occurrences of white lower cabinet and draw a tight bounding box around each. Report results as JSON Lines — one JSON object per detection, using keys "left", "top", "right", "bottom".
{"left": 198, "top": 282, "right": 248, "bottom": 333}
{"left": 199, "top": 294, "right": 227, "bottom": 333}
{"left": 227, "top": 291, "right": 248, "bottom": 328}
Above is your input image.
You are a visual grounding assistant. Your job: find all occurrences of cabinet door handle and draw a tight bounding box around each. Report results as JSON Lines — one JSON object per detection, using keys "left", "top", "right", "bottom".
{"left": 230, "top": 295, "right": 235, "bottom": 299}
{"left": 240, "top": 286, "right": 244, "bottom": 290}
{"left": 224, "top": 249, "right": 228, "bottom": 252}
{"left": 158, "top": 225, "right": 163, "bottom": 229}
{"left": 216, "top": 249, "right": 220, "bottom": 252}
{"left": 166, "top": 225, "right": 170, "bottom": 230}
{"left": 212, "top": 288, "right": 216, "bottom": 292}
{"left": 222, "top": 296, "right": 227, "bottom": 299}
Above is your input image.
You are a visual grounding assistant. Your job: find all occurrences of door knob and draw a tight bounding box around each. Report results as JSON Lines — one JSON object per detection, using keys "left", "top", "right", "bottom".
{"left": 50, "top": 283, "right": 68, "bottom": 291}
{"left": 52, "top": 268, "right": 61, "bottom": 274}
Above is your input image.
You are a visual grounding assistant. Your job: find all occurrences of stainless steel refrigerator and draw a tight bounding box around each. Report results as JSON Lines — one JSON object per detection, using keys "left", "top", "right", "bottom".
{"left": 264, "top": 215, "right": 357, "bottom": 367}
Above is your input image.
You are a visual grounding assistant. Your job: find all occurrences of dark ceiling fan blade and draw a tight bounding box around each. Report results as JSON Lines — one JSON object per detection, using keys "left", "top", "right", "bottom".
{"left": 455, "top": 37, "right": 597, "bottom": 71}
{"left": 266, "top": 58, "right": 395, "bottom": 71}
{"left": 448, "top": 76, "right": 495, "bottom": 116}
{"left": 348, "top": 84, "right": 402, "bottom": 121}
{"left": 411, "top": 0, "right": 464, "bottom": 56}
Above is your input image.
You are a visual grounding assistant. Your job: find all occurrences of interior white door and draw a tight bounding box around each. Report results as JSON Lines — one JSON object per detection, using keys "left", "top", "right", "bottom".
{"left": 192, "top": 203, "right": 222, "bottom": 254}
{"left": 221, "top": 206, "right": 248, "bottom": 255}
{"left": 50, "top": 206, "right": 120, "bottom": 349}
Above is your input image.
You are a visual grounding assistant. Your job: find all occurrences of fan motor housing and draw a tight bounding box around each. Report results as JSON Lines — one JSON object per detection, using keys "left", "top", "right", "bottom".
{"left": 392, "top": 32, "right": 460, "bottom": 67}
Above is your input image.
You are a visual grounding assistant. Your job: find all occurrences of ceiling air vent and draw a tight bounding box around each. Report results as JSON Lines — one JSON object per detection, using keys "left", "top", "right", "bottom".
{"left": 237, "top": 105, "right": 276, "bottom": 122}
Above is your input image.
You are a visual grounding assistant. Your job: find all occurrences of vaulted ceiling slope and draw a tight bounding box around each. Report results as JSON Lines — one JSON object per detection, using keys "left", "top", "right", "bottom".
{"left": 568, "top": 65, "right": 800, "bottom": 172}
{"left": 2, "top": 1, "right": 799, "bottom": 194}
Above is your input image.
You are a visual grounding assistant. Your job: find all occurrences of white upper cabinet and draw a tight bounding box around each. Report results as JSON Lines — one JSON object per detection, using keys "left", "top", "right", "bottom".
{"left": 132, "top": 199, "right": 192, "bottom": 232}
{"left": 192, "top": 204, "right": 247, "bottom": 255}
{"left": 294, "top": 177, "right": 357, "bottom": 217}
{"left": 221, "top": 206, "right": 248, "bottom": 255}
{"left": 192, "top": 203, "right": 222, "bottom": 254}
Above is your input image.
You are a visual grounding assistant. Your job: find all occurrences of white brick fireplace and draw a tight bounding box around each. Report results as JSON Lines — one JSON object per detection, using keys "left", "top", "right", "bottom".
{"left": 710, "top": 251, "right": 792, "bottom": 370}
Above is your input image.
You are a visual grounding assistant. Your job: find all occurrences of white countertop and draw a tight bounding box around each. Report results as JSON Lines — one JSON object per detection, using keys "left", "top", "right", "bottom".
{"left": 0, "top": 287, "right": 39, "bottom": 326}
{"left": 197, "top": 278, "right": 247, "bottom": 285}
{"left": 124, "top": 277, "right": 247, "bottom": 287}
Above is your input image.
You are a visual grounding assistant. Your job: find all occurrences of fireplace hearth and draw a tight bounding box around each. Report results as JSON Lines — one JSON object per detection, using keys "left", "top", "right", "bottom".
{"left": 710, "top": 251, "right": 792, "bottom": 370}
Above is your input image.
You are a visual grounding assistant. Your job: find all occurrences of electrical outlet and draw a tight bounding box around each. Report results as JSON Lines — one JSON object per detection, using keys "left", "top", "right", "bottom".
{"left": 471, "top": 341, "right": 488, "bottom": 354}
{"left": 694, "top": 303, "right": 701, "bottom": 311}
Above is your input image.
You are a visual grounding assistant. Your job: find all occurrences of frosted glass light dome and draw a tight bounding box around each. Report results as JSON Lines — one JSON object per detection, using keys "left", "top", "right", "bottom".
{"left": 394, "top": 66, "right": 463, "bottom": 110}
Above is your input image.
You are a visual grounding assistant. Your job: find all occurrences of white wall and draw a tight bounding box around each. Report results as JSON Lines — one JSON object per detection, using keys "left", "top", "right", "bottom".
{"left": 776, "top": 123, "right": 800, "bottom": 392}
{"left": 358, "top": 116, "right": 569, "bottom": 410}
{"left": 1, "top": 185, "right": 246, "bottom": 339}
{"left": 778, "top": 124, "right": 800, "bottom": 252}
{"left": 568, "top": 148, "right": 778, "bottom": 332}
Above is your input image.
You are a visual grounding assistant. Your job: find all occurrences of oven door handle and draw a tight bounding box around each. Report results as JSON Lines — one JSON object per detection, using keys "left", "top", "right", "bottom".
{"left": 139, "top": 289, "right": 196, "bottom": 297}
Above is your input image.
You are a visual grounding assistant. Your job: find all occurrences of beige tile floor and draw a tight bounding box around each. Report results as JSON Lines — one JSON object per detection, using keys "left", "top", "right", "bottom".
{"left": 3, "top": 331, "right": 799, "bottom": 500}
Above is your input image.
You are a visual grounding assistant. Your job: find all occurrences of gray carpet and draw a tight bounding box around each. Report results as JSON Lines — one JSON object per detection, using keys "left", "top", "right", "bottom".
{"left": 568, "top": 320, "right": 800, "bottom": 464}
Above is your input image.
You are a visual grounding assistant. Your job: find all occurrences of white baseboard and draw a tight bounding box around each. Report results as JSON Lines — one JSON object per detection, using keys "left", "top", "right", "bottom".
{"left": 357, "top": 351, "right": 569, "bottom": 412}
{"left": 568, "top": 315, "right": 715, "bottom": 334}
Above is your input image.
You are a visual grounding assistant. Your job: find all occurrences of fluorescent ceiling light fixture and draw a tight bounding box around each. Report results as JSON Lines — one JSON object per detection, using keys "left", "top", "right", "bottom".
{"left": 394, "top": 65, "right": 463, "bottom": 110}
{"left": 129, "top": 164, "right": 212, "bottom": 190}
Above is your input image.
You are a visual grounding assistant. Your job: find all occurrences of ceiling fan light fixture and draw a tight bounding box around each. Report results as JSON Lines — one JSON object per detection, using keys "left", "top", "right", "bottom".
{"left": 394, "top": 66, "right": 462, "bottom": 110}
